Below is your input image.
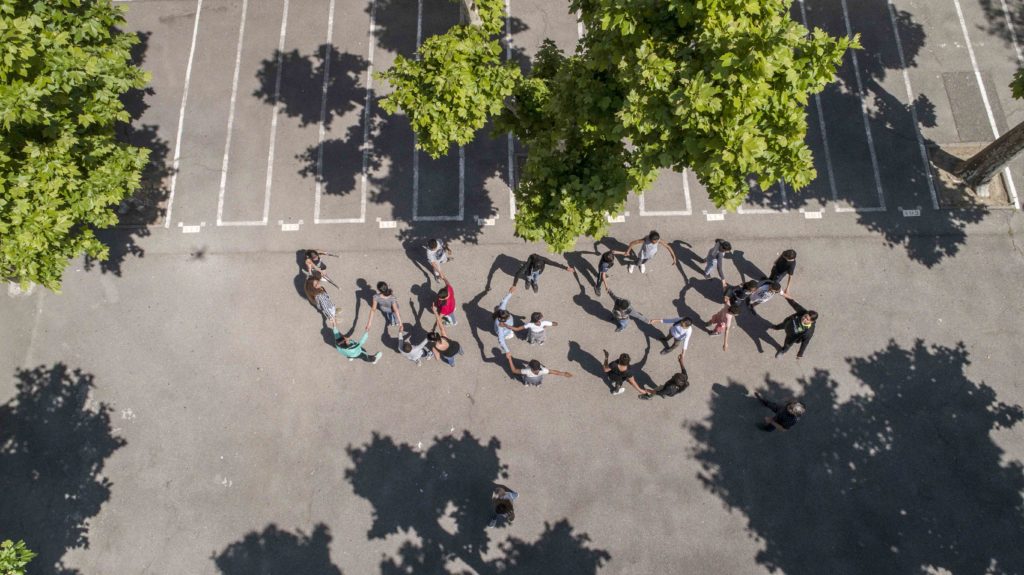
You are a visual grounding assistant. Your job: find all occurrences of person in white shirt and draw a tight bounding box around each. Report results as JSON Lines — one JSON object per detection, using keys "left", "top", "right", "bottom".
{"left": 397, "top": 330, "right": 432, "bottom": 365}
{"left": 505, "top": 353, "right": 572, "bottom": 386}
{"left": 651, "top": 317, "right": 693, "bottom": 356}
{"left": 512, "top": 312, "right": 558, "bottom": 345}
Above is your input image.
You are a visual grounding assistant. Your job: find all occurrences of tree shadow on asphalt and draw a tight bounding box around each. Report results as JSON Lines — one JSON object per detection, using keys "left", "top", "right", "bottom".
{"left": 976, "top": 0, "right": 1024, "bottom": 64}
{"left": 213, "top": 523, "right": 343, "bottom": 575}
{"left": 345, "top": 431, "right": 610, "bottom": 574}
{"left": 766, "top": 0, "right": 988, "bottom": 267}
{"left": 0, "top": 364, "right": 127, "bottom": 575}
{"left": 690, "top": 339, "right": 1024, "bottom": 574}
{"left": 90, "top": 29, "right": 173, "bottom": 278}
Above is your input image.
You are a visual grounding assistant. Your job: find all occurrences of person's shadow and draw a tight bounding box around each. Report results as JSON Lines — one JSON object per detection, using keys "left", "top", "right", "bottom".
{"left": 465, "top": 255, "right": 522, "bottom": 365}
{"left": 731, "top": 250, "right": 766, "bottom": 283}
{"left": 672, "top": 281, "right": 708, "bottom": 334}
{"left": 570, "top": 270, "right": 613, "bottom": 324}
{"left": 294, "top": 250, "right": 313, "bottom": 303}
{"left": 567, "top": 341, "right": 613, "bottom": 393}
{"left": 735, "top": 309, "right": 780, "bottom": 354}
{"left": 673, "top": 240, "right": 705, "bottom": 278}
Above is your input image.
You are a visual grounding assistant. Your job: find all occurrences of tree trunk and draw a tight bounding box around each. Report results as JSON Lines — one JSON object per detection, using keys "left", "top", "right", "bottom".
{"left": 459, "top": 0, "right": 483, "bottom": 26}
{"left": 953, "top": 119, "right": 1024, "bottom": 189}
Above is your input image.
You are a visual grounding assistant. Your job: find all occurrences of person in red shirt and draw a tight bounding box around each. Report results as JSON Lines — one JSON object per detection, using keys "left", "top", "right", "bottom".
{"left": 432, "top": 273, "right": 457, "bottom": 326}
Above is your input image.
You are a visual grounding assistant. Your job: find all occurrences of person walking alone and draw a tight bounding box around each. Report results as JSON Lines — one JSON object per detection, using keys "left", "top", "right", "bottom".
{"left": 768, "top": 249, "right": 797, "bottom": 294}
{"left": 488, "top": 484, "right": 519, "bottom": 527}
{"left": 771, "top": 293, "right": 818, "bottom": 359}
{"left": 505, "top": 353, "right": 573, "bottom": 386}
{"left": 512, "top": 253, "right": 575, "bottom": 293}
{"left": 602, "top": 351, "right": 652, "bottom": 397}
{"left": 432, "top": 273, "right": 458, "bottom": 326}
{"left": 623, "top": 230, "right": 677, "bottom": 274}
{"left": 513, "top": 312, "right": 557, "bottom": 345}
{"left": 425, "top": 239, "right": 452, "bottom": 280}
{"left": 640, "top": 352, "right": 690, "bottom": 400}
{"left": 755, "top": 392, "right": 805, "bottom": 432}
{"left": 702, "top": 239, "right": 733, "bottom": 280}
{"left": 651, "top": 317, "right": 693, "bottom": 356}
{"left": 367, "top": 281, "right": 402, "bottom": 332}
{"left": 607, "top": 289, "right": 649, "bottom": 332}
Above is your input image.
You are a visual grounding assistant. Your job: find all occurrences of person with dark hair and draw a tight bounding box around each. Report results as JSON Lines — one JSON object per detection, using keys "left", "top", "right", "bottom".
{"left": 332, "top": 328, "right": 382, "bottom": 364}
{"left": 505, "top": 353, "right": 573, "bottom": 386}
{"left": 607, "top": 289, "right": 650, "bottom": 332}
{"left": 432, "top": 273, "right": 457, "bottom": 326}
{"left": 512, "top": 253, "right": 574, "bottom": 293}
{"left": 428, "top": 312, "right": 463, "bottom": 367}
{"left": 768, "top": 249, "right": 797, "bottom": 294}
{"left": 755, "top": 392, "right": 805, "bottom": 431}
{"left": 707, "top": 304, "right": 740, "bottom": 351}
{"left": 304, "top": 249, "right": 329, "bottom": 275}
{"left": 398, "top": 329, "right": 432, "bottom": 365}
{"left": 651, "top": 317, "right": 693, "bottom": 356}
{"left": 305, "top": 275, "right": 337, "bottom": 328}
{"left": 748, "top": 280, "right": 781, "bottom": 313}
{"left": 640, "top": 352, "right": 690, "bottom": 400}
{"left": 624, "top": 230, "right": 677, "bottom": 274}
{"left": 771, "top": 293, "right": 818, "bottom": 359}
{"left": 602, "top": 350, "right": 652, "bottom": 397}
{"left": 702, "top": 239, "right": 733, "bottom": 280}
{"left": 724, "top": 280, "right": 759, "bottom": 308}
{"left": 425, "top": 238, "right": 452, "bottom": 280}
{"left": 488, "top": 484, "right": 519, "bottom": 527}
{"left": 367, "top": 281, "right": 402, "bottom": 331}
{"left": 595, "top": 251, "right": 615, "bottom": 296}
{"left": 512, "top": 311, "right": 558, "bottom": 345}
{"left": 492, "top": 286, "right": 517, "bottom": 353}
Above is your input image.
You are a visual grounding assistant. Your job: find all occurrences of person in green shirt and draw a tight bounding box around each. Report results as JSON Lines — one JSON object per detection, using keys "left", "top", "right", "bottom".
{"left": 333, "top": 328, "right": 382, "bottom": 364}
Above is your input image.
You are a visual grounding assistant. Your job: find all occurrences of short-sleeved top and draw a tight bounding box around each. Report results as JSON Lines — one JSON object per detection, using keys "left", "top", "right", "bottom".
{"left": 727, "top": 286, "right": 751, "bottom": 304}
{"left": 598, "top": 258, "right": 613, "bottom": 274}
{"left": 524, "top": 320, "right": 552, "bottom": 333}
{"left": 607, "top": 365, "right": 633, "bottom": 384}
{"left": 315, "top": 291, "right": 335, "bottom": 313}
{"left": 666, "top": 322, "right": 693, "bottom": 348}
{"left": 436, "top": 285, "right": 456, "bottom": 315}
{"left": 770, "top": 257, "right": 796, "bottom": 281}
{"left": 639, "top": 239, "right": 658, "bottom": 260}
{"left": 374, "top": 293, "right": 397, "bottom": 312}
{"left": 521, "top": 366, "right": 549, "bottom": 385}
{"left": 426, "top": 241, "right": 447, "bottom": 263}
{"left": 749, "top": 281, "right": 776, "bottom": 305}
{"left": 438, "top": 337, "right": 460, "bottom": 357}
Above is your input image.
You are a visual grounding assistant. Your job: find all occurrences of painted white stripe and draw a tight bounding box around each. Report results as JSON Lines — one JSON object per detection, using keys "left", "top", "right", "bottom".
{"left": 505, "top": 0, "right": 516, "bottom": 217}
{"left": 182, "top": 225, "right": 201, "bottom": 233}
{"left": 886, "top": 0, "right": 938, "bottom": 210}
{"left": 638, "top": 169, "right": 692, "bottom": 216}
{"left": 164, "top": 0, "right": 204, "bottom": 228}
{"left": 901, "top": 208, "right": 921, "bottom": 217}
{"left": 576, "top": 11, "right": 584, "bottom": 39}
{"left": 999, "top": 0, "right": 1024, "bottom": 64}
{"left": 803, "top": 210, "right": 823, "bottom": 219}
{"left": 313, "top": 0, "right": 336, "bottom": 223}
{"left": 798, "top": 0, "right": 839, "bottom": 206}
{"left": 952, "top": 0, "right": 1020, "bottom": 209}
{"left": 215, "top": 0, "right": 249, "bottom": 226}
{"left": 705, "top": 212, "right": 725, "bottom": 221}
{"left": 840, "top": 0, "right": 886, "bottom": 211}
{"left": 260, "top": 0, "right": 290, "bottom": 224}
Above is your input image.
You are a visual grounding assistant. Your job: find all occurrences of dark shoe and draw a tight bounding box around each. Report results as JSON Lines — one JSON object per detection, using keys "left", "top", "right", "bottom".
{"left": 639, "top": 393, "right": 653, "bottom": 400}
{"left": 531, "top": 281, "right": 539, "bottom": 294}
{"left": 660, "top": 347, "right": 673, "bottom": 355}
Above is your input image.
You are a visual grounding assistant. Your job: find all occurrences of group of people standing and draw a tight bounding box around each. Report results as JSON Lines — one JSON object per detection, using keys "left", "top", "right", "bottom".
{"left": 300, "top": 231, "right": 815, "bottom": 431}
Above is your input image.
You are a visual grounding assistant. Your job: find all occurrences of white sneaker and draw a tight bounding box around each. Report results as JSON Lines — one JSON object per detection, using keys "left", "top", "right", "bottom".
{"left": 372, "top": 352, "right": 382, "bottom": 365}
{"left": 613, "top": 386, "right": 625, "bottom": 395}
{"left": 639, "top": 263, "right": 646, "bottom": 274}
{"left": 505, "top": 332, "right": 514, "bottom": 340}
{"left": 628, "top": 264, "right": 635, "bottom": 274}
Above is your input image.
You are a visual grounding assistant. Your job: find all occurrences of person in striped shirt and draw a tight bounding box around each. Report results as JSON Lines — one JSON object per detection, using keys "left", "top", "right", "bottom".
{"left": 305, "top": 275, "right": 336, "bottom": 328}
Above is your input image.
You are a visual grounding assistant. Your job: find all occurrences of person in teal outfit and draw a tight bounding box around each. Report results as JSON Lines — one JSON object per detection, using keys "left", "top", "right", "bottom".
{"left": 333, "top": 328, "right": 382, "bottom": 364}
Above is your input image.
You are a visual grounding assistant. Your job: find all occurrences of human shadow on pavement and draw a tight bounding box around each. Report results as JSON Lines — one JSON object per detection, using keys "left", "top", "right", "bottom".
{"left": 670, "top": 282, "right": 707, "bottom": 334}
{"left": 729, "top": 250, "right": 766, "bottom": 283}
{"left": 0, "top": 364, "right": 127, "bottom": 575}
{"left": 567, "top": 341, "right": 612, "bottom": 393}
{"left": 345, "top": 431, "right": 610, "bottom": 574}
{"left": 213, "top": 523, "right": 343, "bottom": 575}
{"left": 466, "top": 255, "right": 523, "bottom": 364}
{"left": 734, "top": 309, "right": 780, "bottom": 354}
{"left": 691, "top": 339, "right": 1024, "bottom": 574}
{"left": 671, "top": 240, "right": 705, "bottom": 278}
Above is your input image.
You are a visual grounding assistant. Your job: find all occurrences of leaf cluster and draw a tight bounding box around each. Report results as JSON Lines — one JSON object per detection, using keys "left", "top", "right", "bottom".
{"left": 0, "top": 540, "right": 35, "bottom": 575}
{"left": 0, "top": 0, "right": 150, "bottom": 291}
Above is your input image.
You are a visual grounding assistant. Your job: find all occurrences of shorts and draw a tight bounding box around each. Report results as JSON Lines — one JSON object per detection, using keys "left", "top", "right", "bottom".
{"left": 526, "top": 330, "right": 546, "bottom": 345}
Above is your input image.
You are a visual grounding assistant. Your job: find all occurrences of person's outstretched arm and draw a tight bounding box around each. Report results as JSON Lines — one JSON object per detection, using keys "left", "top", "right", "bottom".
{"left": 549, "top": 368, "right": 573, "bottom": 378}
{"left": 505, "top": 352, "right": 521, "bottom": 375}
{"left": 627, "top": 376, "right": 652, "bottom": 396}
{"left": 660, "top": 240, "right": 678, "bottom": 265}
{"left": 781, "top": 292, "right": 807, "bottom": 314}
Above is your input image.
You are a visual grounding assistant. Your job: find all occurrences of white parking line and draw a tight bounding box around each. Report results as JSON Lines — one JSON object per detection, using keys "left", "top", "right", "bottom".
{"left": 411, "top": 0, "right": 464, "bottom": 222}
{"left": 164, "top": 0, "right": 204, "bottom": 228}
{"left": 214, "top": 0, "right": 250, "bottom": 226}
{"left": 638, "top": 169, "right": 692, "bottom": 216}
{"left": 840, "top": 0, "right": 886, "bottom": 212}
{"left": 797, "top": 0, "right": 839, "bottom": 205}
{"left": 886, "top": 0, "right": 938, "bottom": 210}
{"left": 952, "top": 0, "right": 1020, "bottom": 209}
{"left": 505, "top": 0, "right": 516, "bottom": 218}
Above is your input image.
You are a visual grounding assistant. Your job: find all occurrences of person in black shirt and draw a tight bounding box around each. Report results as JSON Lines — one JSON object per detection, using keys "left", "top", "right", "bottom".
{"left": 771, "top": 293, "right": 818, "bottom": 359}
{"left": 640, "top": 352, "right": 689, "bottom": 400}
{"left": 602, "top": 350, "right": 652, "bottom": 397}
{"left": 595, "top": 251, "right": 615, "bottom": 296}
{"left": 512, "top": 253, "right": 575, "bottom": 293}
{"left": 755, "top": 392, "right": 805, "bottom": 431}
{"left": 724, "top": 280, "right": 758, "bottom": 308}
{"left": 768, "top": 249, "right": 797, "bottom": 294}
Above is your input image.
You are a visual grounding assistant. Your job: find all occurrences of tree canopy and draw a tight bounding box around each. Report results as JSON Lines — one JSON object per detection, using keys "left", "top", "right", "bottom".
{"left": 0, "top": 0, "right": 150, "bottom": 291}
{"left": 377, "top": 0, "right": 857, "bottom": 251}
